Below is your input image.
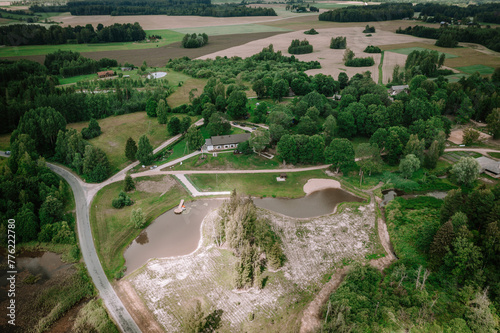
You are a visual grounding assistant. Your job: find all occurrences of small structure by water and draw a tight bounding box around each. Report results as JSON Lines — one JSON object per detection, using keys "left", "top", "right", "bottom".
{"left": 147, "top": 71, "right": 167, "bottom": 79}
{"left": 174, "top": 199, "right": 185, "bottom": 214}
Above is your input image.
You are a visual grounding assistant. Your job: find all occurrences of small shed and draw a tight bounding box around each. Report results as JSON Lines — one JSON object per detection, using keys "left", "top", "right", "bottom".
{"left": 476, "top": 156, "right": 500, "bottom": 177}
{"left": 389, "top": 85, "right": 409, "bottom": 96}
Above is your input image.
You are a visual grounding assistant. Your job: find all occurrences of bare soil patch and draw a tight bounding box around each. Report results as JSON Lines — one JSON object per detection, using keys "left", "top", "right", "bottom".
{"left": 303, "top": 178, "right": 341, "bottom": 194}
{"left": 58, "top": 14, "right": 282, "bottom": 30}
{"left": 127, "top": 199, "right": 379, "bottom": 331}
{"left": 382, "top": 51, "right": 407, "bottom": 84}
{"left": 449, "top": 127, "right": 492, "bottom": 145}
{"left": 115, "top": 280, "right": 164, "bottom": 333}
{"left": 198, "top": 27, "right": 424, "bottom": 83}
{"left": 136, "top": 175, "right": 176, "bottom": 193}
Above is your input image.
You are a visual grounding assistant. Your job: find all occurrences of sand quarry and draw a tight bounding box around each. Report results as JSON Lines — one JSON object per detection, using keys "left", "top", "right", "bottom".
{"left": 197, "top": 26, "right": 426, "bottom": 84}
{"left": 125, "top": 181, "right": 379, "bottom": 331}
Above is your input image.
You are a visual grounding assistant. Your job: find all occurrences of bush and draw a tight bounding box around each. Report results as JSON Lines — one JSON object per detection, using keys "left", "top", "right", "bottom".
{"left": 304, "top": 28, "right": 318, "bottom": 35}
{"left": 112, "top": 191, "right": 133, "bottom": 209}
{"left": 288, "top": 39, "right": 313, "bottom": 54}
{"left": 363, "top": 25, "right": 376, "bottom": 33}
{"left": 363, "top": 45, "right": 381, "bottom": 53}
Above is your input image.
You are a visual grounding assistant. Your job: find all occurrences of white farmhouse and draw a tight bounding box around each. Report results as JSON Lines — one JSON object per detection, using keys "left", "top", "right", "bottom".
{"left": 204, "top": 133, "right": 251, "bottom": 152}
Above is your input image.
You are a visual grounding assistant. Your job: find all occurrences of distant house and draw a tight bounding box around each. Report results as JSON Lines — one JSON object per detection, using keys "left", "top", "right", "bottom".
{"left": 389, "top": 85, "right": 409, "bottom": 96}
{"left": 204, "top": 133, "right": 251, "bottom": 152}
{"left": 121, "top": 67, "right": 133, "bottom": 71}
{"left": 97, "top": 70, "right": 114, "bottom": 78}
{"left": 476, "top": 156, "right": 500, "bottom": 178}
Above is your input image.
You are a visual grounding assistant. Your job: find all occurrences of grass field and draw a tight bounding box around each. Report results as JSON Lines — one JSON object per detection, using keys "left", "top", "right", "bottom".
{"left": 442, "top": 151, "right": 482, "bottom": 163}
{"left": 0, "top": 133, "right": 10, "bottom": 150}
{"left": 456, "top": 64, "right": 495, "bottom": 75}
{"left": 386, "top": 46, "right": 458, "bottom": 59}
{"left": 171, "top": 24, "right": 291, "bottom": 36}
{"left": 66, "top": 112, "right": 198, "bottom": 174}
{"left": 0, "top": 29, "right": 184, "bottom": 57}
{"left": 90, "top": 175, "right": 189, "bottom": 279}
{"left": 187, "top": 169, "right": 329, "bottom": 198}
{"left": 166, "top": 76, "right": 209, "bottom": 107}
{"left": 174, "top": 152, "right": 281, "bottom": 171}
{"left": 488, "top": 152, "right": 500, "bottom": 159}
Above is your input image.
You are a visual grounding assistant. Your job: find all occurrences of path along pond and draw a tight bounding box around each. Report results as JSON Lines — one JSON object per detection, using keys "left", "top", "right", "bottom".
{"left": 123, "top": 188, "right": 363, "bottom": 274}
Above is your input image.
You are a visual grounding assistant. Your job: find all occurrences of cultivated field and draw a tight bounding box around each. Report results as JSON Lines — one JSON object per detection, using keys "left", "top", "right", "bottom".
{"left": 127, "top": 196, "right": 379, "bottom": 332}
{"left": 197, "top": 26, "right": 426, "bottom": 84}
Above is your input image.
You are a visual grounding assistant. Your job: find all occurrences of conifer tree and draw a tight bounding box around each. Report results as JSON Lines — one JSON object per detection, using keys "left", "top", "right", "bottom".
{"left": 124, "top": 174, "right": 135, "bottom": 192}
{"left": 125, "top": 137, "right": 137, "bottom": 161}
{"left": 157, "top": 99, "right": 168, "bottom": 124}
{"left": 136, "top": 135, "right": 153, "bottom": 165}
{"left": 429, "top": 221, "right": 455, "bottom": 269}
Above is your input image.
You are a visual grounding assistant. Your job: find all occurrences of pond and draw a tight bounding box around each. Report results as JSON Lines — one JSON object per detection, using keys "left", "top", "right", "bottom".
{"left": 124, "top": 188, "right": 363, "bottom": 274}
{"left": 147, "top": 71, "right": 167, "bottom": 79}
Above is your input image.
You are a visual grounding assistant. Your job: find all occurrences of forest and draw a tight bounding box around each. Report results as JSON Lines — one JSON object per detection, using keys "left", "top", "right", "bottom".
{"left": 318, "top": 3, "right": 413, "bottom": 23}
{"left": 415, "top": 2, "right": 500, "bottom": 24}
{"left": 0, "top": 22, "right": 146, "bottom": 46}
{"left": 397, "top": 25, "right": 500, "bottom": 52}
{"left": 30, "top": 0, "right": 277, "bottom": 17}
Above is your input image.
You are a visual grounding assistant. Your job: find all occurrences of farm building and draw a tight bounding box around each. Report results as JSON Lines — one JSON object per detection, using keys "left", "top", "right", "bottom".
{"left": 121, "top": 67, "right": 133, "bottom": 71}
{"left": 97, "top": 70, "right": 114, "bottom": 78}
{"left": 476, "top": 156, "right": 500, "bottom": 178}
{"left": 389, "top": 85, "right": 409, "bottom": 96}
{"left": 204, "top": 133, "right": 251, "bottom": 151}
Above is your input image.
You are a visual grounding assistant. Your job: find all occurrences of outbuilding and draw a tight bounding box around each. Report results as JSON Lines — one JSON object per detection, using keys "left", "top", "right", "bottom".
{"left": 204, "top": 133, "right": 251, "bottom": 152}
{"left": 476, "top": 156, "right": 500, "bottom": 178}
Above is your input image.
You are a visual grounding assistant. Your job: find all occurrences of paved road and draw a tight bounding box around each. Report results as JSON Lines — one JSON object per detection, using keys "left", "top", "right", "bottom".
{"left": 174, "top": 174, "right": 231, "bottom": 197}
{"left": 0, "top": 151, "right": 10, "bottom": 158}
{"left": 48, "top": 164, "right": 142, "bottom": 333}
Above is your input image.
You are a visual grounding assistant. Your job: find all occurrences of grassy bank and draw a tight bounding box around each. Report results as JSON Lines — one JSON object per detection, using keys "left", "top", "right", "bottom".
{"left": 90, "top": 175, "right": 189, "bottom": 279}
{"left": 187, "top": 169, "right": 329, "bottom": 198}
{"left": 173, "top": 152, "right": 281, "bottom": 170}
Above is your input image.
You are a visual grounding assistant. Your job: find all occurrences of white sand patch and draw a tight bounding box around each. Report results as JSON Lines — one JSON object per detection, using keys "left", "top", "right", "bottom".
{"left": 197, "top": 27, "right": 425, "bottom": 83}
{"left": 303, "top": 178, "right": 341, "bottom": 194}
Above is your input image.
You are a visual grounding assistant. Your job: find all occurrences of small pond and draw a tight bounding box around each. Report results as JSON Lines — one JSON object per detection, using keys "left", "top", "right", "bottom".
{"left": 124, "top": 188, "right": 363, "bottom": 274}
{"left": 147, "top": 71, "right": 167, "bottom": 79}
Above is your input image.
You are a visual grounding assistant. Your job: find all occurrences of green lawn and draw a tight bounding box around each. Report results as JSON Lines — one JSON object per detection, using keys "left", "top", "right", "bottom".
{"left": 456, "top": 64, "right": 495, "bottom": 75}
{"left": 0, "top": 29, "right": 184, "bottom": 57}
{"left": 387, "top": 47, "right": 458, "bottom": 59}
{"left": 0, "top": 133, "right": 10, "bottom": 150}
{"left": 59, "top": 73, "right": 101, "bottom": 85}
{"left": 488, "top": 152, "right": 500, "bottom": 159}
{"left": 66, "top": 112, "right": 198, "bottom": 174}
{"left": 442, "top": 151, "right": 482, "bottom": 163}
{"left": 171, "top": 24, "right": 291, "bottom": 36}
{"left": 174, "top": 152, "right": 280, "bottom": 171}
{"left": 187, "top": 169, "right": 329, "bottom": 198}
{"left": 90, "top": 175, "right": 189, "bottom": 280}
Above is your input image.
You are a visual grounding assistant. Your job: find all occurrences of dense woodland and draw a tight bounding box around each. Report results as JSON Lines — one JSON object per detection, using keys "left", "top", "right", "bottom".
{"left": 415, "top": 2, "right": 500, "bottom": 24}
{"left": 0, "top": 22, "right": 146, "bottom": 46}
{"left": 319, "top": 3, "right": 413, "bottom": 22}
{"left": 31, "top": 0, "right": 277, "bottom": 17}
{"left": 397, "top": 25, "right": 500, "bottom": 52}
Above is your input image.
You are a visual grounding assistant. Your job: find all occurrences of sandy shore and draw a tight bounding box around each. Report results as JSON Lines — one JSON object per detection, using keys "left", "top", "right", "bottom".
{"left": 303, "top": 178, "right": 341, "bottom": 194}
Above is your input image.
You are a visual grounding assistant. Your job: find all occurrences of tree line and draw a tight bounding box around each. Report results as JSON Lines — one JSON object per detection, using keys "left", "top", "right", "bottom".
{"left": 0, "top": 22, "right": 146, "bottom": 46}
{"left": 31, "top": 0, "right": 277, "bottom": 17}
{"left": 397, "top": 25, "right": 500, "bottom": 52}
{"left": 319, "top": 3, "right": 413, "bottom": 22}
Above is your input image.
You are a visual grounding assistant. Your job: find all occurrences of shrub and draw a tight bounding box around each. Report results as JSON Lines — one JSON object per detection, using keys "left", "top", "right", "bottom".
{"left": 363, "top": 45, "right": 381, "bottom": 53}
{"left": 304, "top": 28, "right": 318, "bottom": 35}
{"left": 363, "top": 25, "right": 376, "bottom": 33}
{"left": 112, "top": 191, "right": 133, "bottom": 209}
{"left": 288, "top": 39, "right": 313, "bottom": 54}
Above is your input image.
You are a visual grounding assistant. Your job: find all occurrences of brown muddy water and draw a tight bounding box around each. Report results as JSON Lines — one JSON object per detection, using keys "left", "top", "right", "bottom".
{"left": 124, "top": 189, "right": 363, "bottom": 274}
{"left": 124, "top": 199, "right": 224, "bottom": 274}
{"left": 254, "top": 188, "right": 363, "bottom": 219}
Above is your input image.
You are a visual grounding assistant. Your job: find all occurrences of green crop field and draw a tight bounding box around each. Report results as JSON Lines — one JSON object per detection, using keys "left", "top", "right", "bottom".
{"left": 456, "top": 64, "right": 495, "bottom": 75}
{"left": 171, "top": 24, "right": 291, "bottom": 36}
{"left": 0, "top": 29, "right": 184, "bottom": 57}
{"left": 387, "top": 47, "right": 458, "bottom": 59}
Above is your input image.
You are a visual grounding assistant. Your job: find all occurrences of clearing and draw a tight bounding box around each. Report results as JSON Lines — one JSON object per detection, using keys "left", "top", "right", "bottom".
{"left": 126, "top": 193, "right": 380, "bottom": 332}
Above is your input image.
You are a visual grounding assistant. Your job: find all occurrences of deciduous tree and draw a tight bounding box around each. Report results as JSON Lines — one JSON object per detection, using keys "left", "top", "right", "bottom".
{"left": 325, "top": 138, "right": 355, "bottom": 173}
{"left": 451, "top": 157, "right": 480, "bottom": 187}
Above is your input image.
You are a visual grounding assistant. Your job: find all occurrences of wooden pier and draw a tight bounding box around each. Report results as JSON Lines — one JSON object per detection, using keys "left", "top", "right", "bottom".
{"left": 174, "top": 199, "right": 185, "bottom": 214}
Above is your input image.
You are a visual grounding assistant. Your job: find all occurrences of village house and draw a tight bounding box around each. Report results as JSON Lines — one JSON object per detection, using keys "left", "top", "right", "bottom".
{"left": 389, "top": 85, "right": 409, "bottom": 96}
{"left": 204, "top": 133, "right": 251, "bottom": 152}
{"left": 97, "top": 70, "right": 114, "bottom": 78}
{"left": 476, "top": 156, "right": 500, "bottom": 178}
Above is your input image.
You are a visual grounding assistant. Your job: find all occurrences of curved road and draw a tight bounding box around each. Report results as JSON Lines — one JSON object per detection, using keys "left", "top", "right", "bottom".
{"left": 48, "top": 164, "right": 141, "bottom": 333}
